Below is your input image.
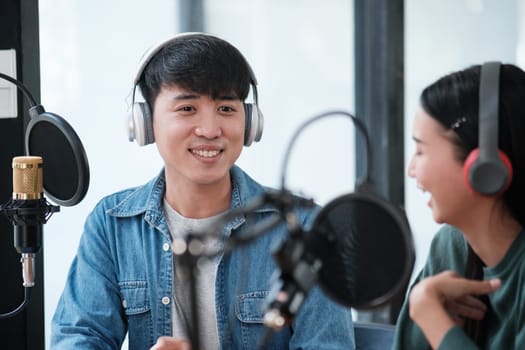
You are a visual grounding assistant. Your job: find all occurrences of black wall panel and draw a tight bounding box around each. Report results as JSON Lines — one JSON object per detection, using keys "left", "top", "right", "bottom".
{"left": 0, "top": 0, "right": 44, "bottom": 349}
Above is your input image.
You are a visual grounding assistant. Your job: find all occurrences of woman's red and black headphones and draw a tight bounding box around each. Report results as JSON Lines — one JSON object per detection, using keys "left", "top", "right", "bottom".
{"left": 463, "top": 61, "right": 513, "bottom": 195}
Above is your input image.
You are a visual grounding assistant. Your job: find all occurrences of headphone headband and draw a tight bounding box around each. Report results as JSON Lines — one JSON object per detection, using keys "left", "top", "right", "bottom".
{"left": 134, "top": 32, "right": 201, "bottom": 85}
{"left": 478, "top": 62, "right": 500, "bottom": 158}
{"left": 133, "top": 32, "right": 258, "bottom": 93}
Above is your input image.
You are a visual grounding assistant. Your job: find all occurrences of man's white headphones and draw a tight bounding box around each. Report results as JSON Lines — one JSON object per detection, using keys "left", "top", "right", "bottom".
{"left": 127, "top": 32, "right": 264, "bottom": 147}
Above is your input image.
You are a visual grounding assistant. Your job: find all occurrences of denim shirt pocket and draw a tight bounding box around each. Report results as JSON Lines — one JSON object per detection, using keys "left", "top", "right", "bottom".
{"left": 235, "top": 291, "right": 267, "bottom": 324}
{"left": 234, "top": 291, "right": 289, "bottom": 349}
{"left": 119, "top": 280, "right": 153, "bottom": 348}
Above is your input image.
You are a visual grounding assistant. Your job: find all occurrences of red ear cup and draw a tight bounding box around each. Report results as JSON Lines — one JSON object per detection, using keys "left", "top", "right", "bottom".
{"left": 463, "top": 148, "right": 513, "bottom": 194}
{"left": 463, "top": 148, "right": 480, "bottom": 186}
{"left": 498, "top": 149, "right": 514, "bottom": 188}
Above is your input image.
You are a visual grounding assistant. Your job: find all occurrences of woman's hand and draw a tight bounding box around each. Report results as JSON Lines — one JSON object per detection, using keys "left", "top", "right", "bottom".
{"left": 444, "top": 294, "right": 488, "bottom": 327}
{"left": 150, "top": 337, "right": 191, "bottom": 350}
{"left": 408, "top": 270, "right": 501, "bottom": 349}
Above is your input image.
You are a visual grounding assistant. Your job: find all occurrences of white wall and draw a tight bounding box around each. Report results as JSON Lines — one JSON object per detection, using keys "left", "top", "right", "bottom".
{"left": 38, "top": 0, "right": 524, "bottom": 348}
{"left": 39, "top": 1, "right": 177, "bottom": 348}
{"left": 404, "top": 0, "right": 522, "bottom": 280}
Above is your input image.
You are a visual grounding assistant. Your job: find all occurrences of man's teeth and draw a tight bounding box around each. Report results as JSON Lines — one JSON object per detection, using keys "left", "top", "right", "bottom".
{"left": 192, "top": 149, "right": 220, "bottom": 157}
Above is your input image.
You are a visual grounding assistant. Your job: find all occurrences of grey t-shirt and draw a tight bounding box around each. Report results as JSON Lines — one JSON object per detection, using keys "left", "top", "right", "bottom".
{"left": 164, "top": 199, "right": 223, "bottom": 350}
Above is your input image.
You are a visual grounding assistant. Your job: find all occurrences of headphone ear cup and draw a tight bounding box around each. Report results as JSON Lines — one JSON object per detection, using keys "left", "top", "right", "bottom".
{"left": 243, "top": 103, "right": 264, "bottom": 146}
{"left": 463, "top": 148, "right": 513, "bottom": 195}
{"left": 129, "top": 102, "right": 155, "bottom": 146}
{"left": 463, "top": 148, "right": 479, "bottom": 187}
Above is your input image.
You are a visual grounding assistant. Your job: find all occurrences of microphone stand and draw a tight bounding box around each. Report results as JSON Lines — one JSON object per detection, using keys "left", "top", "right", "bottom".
{"left": 170, "top": 190, "right": 314, "bottom": 349}
{"left": 173, "top": 233, "right": 203, "bottom": 350}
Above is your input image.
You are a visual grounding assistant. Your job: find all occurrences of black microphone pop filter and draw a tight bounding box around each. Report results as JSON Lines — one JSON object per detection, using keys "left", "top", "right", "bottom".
{"left": 310, "top": 190, "right": 414, "bottom": 310}
{"left": 0, "top": 73, "right": 89, "bottom": 207}
{"left": 25, "top": 112, "right": 89, "bottom": 207}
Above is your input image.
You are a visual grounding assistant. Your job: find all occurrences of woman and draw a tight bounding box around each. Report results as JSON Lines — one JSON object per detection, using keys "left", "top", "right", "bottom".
{"left": 393, "top": 63, "right": 525, "bottom": 349}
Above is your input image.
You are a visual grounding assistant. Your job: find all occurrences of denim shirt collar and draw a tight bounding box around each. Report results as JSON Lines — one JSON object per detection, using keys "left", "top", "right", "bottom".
{"left": 106, "top": 165, "right": 278, "bottom": 237}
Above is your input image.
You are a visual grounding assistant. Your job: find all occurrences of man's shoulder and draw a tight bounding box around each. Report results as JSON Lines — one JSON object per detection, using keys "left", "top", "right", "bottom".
{"left": 231, "top": 165, "right": 317, "bottom": 223}
{"left": 94, "top": 173, "right": 163, "bottom": 216}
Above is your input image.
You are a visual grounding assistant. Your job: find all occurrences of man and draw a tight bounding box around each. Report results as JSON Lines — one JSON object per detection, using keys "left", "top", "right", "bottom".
{"left": 50, "top": 32, "right": 355, "bottom": 349}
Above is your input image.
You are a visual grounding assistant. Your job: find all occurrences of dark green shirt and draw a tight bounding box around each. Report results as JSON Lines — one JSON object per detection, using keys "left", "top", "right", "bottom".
{"left": 392, "top": 224, "right": 525, "bottom": 350}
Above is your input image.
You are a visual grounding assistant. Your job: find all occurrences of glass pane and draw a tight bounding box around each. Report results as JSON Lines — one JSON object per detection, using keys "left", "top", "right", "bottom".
{"left": 405, "top": 0, "right": 524, "bottom": 275}
{"left": 38, "top": 1, "right": 354, "bottom": 348}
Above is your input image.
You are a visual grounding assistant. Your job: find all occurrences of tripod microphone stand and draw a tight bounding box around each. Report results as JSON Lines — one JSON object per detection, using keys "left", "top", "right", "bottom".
{"left": 172, "top": 233, "right": 204, "bottom": 350}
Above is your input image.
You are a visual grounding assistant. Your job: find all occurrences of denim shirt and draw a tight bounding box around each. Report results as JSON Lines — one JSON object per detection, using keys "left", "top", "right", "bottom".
{"left": 50, "top": 165, "right": 355, "bottom": 350}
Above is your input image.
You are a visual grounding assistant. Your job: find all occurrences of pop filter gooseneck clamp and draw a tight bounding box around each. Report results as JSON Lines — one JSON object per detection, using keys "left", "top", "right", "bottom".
{"left": 0, "top": 72, "right": 90, "bottom": 318}
{"left": 279, "top": 110, "right": 372, "bottom": 191}
{"left": 262, "top": 110, "right": 415, "bottom": 332}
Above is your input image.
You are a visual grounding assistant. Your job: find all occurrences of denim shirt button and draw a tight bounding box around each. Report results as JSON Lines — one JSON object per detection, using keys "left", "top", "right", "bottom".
{"left": 122, "top": 299, "right": 127, "bottom": 308}
{"left": 161, "top": 296, "right": 171, "bottom": 305}
{"left": 162, "top": 243, "right": 170, "bottom": 251}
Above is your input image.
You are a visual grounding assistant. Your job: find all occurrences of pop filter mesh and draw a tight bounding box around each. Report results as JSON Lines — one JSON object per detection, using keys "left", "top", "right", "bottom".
{"left": 27, "top": 119, "right": 79, "bottom": 203}
{"left": 312, "top": 193, "right": 412, "bottom": 309}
